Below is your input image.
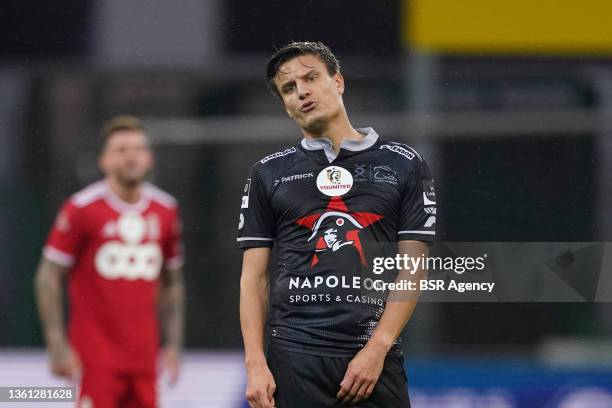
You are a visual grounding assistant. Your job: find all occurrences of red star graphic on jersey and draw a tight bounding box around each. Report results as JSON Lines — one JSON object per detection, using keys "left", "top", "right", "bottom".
{"left": 295, "top": 196, "right": 384, "bottom": 267}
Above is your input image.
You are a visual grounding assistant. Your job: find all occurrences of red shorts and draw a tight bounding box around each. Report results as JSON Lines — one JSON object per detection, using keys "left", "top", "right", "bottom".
{"left": 77, "top": 368, "right": 157, "bottom": 408}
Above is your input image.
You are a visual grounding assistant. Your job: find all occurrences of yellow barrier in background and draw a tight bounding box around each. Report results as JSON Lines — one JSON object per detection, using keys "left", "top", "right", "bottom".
{"left": 405, "top": 0, "right": 612, "bottom": 55}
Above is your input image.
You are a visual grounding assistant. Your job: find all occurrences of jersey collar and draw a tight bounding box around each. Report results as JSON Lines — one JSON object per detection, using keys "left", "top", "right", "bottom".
{"left": 103, "top": 181, "right": 151, "bottom": 213}
{"left": 300, "top": 127, "right": 379, "bottom": 163}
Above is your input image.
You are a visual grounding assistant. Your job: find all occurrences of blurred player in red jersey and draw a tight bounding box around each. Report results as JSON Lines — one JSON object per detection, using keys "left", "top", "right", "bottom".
{"left": 34, "top": 116, "right": 186, "bottom": 408}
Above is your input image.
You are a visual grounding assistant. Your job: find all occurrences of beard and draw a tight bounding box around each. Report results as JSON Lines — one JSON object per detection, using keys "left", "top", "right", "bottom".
{"left": 301, "top": 112, "right": 330, "bottom": 135}
{"left": 300, "top": 105, "right": 341, "bottom": 135}
{"left": 115, "top": 167, "right": 147, "bottom": 187}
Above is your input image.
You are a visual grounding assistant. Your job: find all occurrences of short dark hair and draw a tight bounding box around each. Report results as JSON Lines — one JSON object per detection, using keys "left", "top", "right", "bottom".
{"left": 100, "top": 115, "right": 145, "bottom": 148}
{"left": 265, "top": 41, "right": 340, "bottom": 98}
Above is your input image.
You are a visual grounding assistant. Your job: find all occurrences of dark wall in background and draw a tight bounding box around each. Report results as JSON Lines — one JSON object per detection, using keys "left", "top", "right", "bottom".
{"left": 224, "top": 0, "right": 402, "bottom": 55}
{"left": 440, "top": 135, "right": 595, "bottom": 242}
{"left": 437, "top": 135, "right": 597, "bottom": 346}
{"left": 0, "top": 0, "right": 92, "bottom": 57}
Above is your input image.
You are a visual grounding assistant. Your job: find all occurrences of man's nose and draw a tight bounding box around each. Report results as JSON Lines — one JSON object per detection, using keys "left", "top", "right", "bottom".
{"left": 297, "top": 84, "right": 310, "bottom": 100}
{"left": 124, "top": 150, "right": 138, "bottom": 160}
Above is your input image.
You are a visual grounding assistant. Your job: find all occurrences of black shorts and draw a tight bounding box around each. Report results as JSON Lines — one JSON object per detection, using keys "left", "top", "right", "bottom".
{"left": 267, "top": 346, "right": 411, "bottom": 408}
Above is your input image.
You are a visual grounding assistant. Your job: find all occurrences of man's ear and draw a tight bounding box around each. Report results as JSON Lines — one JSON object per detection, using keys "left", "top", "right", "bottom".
{"left": 334, "top": 72, "right": 345, "bottom": 95}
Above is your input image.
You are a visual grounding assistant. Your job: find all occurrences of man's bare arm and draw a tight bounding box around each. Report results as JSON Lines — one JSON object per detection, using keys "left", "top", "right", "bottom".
{"left": 240, "top": 247, "right": 271, "bottom": 366}
{"left": 338, "top": 240, "right": 428, "bottom": 404}
{"left": 159, "top": 266, "right": 186, "bottom": 385}
{"left": 159, "top": 267, "right": 186, "bottom": 351}
{"left": 34, "top": 258, "right": 69, "bottom": 350}
{"left": 240, "top": 247, "right": 276, "bottom": 408}
{"left": 34, "top": 257, "right": 81, "bottom": 378}
{"left": 367, "top": 240, "right": 429, "bottom": 351}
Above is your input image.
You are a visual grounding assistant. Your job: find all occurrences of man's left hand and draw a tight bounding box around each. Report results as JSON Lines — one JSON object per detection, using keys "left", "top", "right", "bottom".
{"left": 337, "top": 344, "right": 386, "bottom": 405}
{"left": 162, "top": 347, "right": 181, "bottom": 386}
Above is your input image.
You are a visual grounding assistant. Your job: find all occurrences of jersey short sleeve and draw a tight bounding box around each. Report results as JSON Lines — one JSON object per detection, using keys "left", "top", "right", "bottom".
{"left": 163, "top": 206, "right": 185, "bottom": 270}
{"left": 237, "top": 164, "right": 275, "bottom": 249}
{"left": 43, "top": 199, "right": 84, "bottom": 267}
{"left": 397, "top": 157, "right": 437, "bottom": 243}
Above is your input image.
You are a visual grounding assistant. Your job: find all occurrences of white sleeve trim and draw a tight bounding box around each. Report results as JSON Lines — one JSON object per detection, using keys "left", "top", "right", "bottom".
{"left": 398, "top": 230, "right": 436, "bottom": 235}
{"left": 43, "top": 246, "right": 75, "bottom": 267}
{"left": 236, "top": 237, "right": 274, "bottom": 242}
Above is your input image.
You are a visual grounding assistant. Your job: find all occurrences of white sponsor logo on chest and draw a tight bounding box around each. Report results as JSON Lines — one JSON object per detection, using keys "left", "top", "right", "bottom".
{"left": 95, "top": 212, "right": 163, "bottom": 281}
{"left": 316, "top": 166, "right": 353, "bottom": 197}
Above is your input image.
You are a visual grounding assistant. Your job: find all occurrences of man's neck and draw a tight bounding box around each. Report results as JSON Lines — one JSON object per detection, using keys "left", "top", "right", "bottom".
{"left": 106, "top": 177, "right": 141, "bottom": 204}
{"left": 303, "top": 115, "right": 362, "bottom": 153}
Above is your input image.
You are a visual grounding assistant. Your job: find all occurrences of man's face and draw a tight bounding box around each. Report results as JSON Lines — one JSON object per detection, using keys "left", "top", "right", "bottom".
{"left": 324, "top": 228, "right": 339, "bottom": 248}
{"left": 99, "top": 130, "right": 153, "bottom": 186}
{"left": 274, "top": 54, "right": 345, "bottom": 134}
{"left": 329, "top": 170, "right": 341, "bottom": 183}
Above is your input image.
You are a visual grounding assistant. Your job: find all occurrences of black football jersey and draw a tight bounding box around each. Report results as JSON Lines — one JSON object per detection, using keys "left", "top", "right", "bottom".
{"left": 237, "top": 127, "right": 437, "bottom": 356}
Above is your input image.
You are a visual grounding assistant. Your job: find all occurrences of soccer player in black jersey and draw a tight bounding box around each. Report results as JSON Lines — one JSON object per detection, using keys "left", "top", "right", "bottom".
{"left": 238, "top": 42, "right": 436, "bottom": 408}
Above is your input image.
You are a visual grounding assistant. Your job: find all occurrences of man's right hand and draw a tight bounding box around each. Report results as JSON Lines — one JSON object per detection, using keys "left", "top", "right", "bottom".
{"left": 48, "top": 341, "right": 81, "bottom": 380}
{"left": 245, "top": 361, "right": 276, "bottom": 408}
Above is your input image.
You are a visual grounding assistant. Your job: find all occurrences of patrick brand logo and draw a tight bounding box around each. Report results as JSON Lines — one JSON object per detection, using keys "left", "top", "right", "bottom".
{"left": 316, "top": 166, "right": 353, "bottom": 197}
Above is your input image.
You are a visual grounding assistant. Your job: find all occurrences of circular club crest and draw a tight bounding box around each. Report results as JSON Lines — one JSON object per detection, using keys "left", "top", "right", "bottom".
{"left": 316, "top": 166, "right": 353, "bottom": 197}
{"left": 117, "top": 211, "right": 146, "bottom": 244}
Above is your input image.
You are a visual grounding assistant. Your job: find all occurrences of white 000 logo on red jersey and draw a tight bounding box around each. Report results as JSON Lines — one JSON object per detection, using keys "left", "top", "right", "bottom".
{"left": 95, "top": 242, "right": 163, "bottom": 281}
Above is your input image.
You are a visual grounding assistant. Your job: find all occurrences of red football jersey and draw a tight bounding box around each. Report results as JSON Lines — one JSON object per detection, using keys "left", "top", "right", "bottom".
{"left": 43, "top": 180, "right": 184, "bottom": 373}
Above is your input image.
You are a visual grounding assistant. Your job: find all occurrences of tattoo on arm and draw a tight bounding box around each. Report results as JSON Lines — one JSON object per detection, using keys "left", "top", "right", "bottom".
{"left": 159, "top": 268, "right": 186, "bottom": 350}
{"left": 34, "top": 259, "right": 69, "bottom": 346}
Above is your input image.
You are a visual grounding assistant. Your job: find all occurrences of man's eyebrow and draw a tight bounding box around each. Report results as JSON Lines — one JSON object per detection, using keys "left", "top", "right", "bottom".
{"left": 279, "top": 78, "right": 296, "bottom": 88}
{"left": 298, "top": 68, "right": 319, "bottom": 79}
{"left": 278, "top": 68, "right": 320, "bottom": 87}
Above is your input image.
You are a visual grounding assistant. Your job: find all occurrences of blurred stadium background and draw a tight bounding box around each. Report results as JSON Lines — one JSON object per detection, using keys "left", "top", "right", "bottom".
{"left": 1, "top": 1, "right": 612, "bottom": 406}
